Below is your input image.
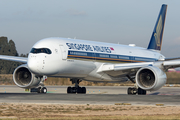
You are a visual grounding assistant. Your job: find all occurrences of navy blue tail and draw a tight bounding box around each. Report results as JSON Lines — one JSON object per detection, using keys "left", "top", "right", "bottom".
{"left": 147, "top": 4, "right": 167, "bottom": 51}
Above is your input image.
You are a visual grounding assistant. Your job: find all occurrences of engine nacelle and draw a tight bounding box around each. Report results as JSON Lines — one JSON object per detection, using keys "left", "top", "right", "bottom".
{"left": 13, "top": 64, "right": 41, "bottom": 89}
{"left": 136, "top": 66, "right": 167, "bottom": 91}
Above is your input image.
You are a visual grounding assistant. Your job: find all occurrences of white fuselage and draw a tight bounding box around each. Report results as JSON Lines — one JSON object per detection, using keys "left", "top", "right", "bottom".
{"left": 27, "top": 37, "right": 164, "bottom": 82}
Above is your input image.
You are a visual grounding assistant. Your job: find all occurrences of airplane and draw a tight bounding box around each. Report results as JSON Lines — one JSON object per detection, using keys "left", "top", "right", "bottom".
{"left": 0, "top": 4, "right": 178, "bottom": 95}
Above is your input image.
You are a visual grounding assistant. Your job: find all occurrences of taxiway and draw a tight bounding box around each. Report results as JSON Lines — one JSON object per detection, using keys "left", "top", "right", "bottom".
{"left": 0, "top": 85, "right": 180, "bottom": 105}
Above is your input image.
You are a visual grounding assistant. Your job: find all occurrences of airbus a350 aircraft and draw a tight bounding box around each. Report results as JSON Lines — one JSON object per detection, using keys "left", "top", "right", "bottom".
{"left": 0, "top": 4, "right": 178, "bottom": 95}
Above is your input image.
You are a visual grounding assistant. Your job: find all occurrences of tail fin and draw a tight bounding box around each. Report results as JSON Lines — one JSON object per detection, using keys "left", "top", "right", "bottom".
{"left": 147, "top": 4, "right": 167, "bottom": 51}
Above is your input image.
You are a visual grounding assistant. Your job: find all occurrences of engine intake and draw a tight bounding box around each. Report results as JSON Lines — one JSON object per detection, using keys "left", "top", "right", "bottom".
{"left": 136, "top": 66, "right": 167, "bottom": 91}
{"left": 138, "top": 69, "right": 155, "bottom": 88}
{"left": 13, "top": 64, "right": 41, "bottom": 88}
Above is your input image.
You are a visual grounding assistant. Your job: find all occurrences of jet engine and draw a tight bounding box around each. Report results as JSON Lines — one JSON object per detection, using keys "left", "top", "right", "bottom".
{"left": 13, "top": 64, "right": 41, "bottom": 89}
{"left": 136, "top": 66, "right": 167, "bottom": 91}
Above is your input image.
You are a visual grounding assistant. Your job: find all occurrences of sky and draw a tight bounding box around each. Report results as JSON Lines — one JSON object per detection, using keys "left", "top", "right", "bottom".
{"left": 0, "top": 0, "right": 180, "bottom": 57}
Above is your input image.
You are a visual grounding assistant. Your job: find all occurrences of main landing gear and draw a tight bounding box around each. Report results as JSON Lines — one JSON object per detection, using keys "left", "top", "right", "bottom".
{"left": 67, "top": 79, "right": 86, "bottom": 94}
{"left": 127, "top": 87, "right": 146, "bottom": 95}
{"left": 126, "top": 75, "right": 146, "bottom": 95}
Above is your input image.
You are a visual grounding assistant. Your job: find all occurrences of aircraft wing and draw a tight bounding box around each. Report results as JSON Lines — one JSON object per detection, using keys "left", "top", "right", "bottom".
{"left": 97, "top": 60, "right": 180, "bottom": 77}
{"left": 165, "top": 57, "right": 180, "bottom": 61}
{"left": 0, "top": 55, "right": 27, "bottom": 63}
{"left": 163, "top": 59, "right": 180, "bottom": 70}
{"left": 97, "top": 62, "right": 154, "bottom": 77}
{"left": 97, "top": 62, "right": 153, "bottom": 72}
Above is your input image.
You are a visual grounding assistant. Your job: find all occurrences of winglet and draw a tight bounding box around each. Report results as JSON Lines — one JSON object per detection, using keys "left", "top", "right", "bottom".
{"left": 147, "top": 4, "right": 167, "bottom": 51}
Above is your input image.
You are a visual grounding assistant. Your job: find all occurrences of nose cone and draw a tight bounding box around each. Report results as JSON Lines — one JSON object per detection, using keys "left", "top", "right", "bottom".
{"left": 27, "top": 55, "right": 41, "bottom": 74}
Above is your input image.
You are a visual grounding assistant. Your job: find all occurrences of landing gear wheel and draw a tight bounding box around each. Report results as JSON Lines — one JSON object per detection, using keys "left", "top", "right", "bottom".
{"left": 143, "top": 89, "right": 146, "bottom": 95}
{"left": 67, "top": 79, "right": 86, "bottom": 94}
{"left": 82, "top": 87, "right": 86, "bottom": 94}
{"left": 127, "top": 88, "right": 132, "bottom": 95}
{"left": 127, "top": 88, "right": 136, "bottom": 95}
{"left": 37, "top": 87, "right": 41, "bottom": 93}
{"left": 67, "top": 86, "right": 72, "bottom": 93}
{"left": 77, "top": 87, "right": 82, "bottom": 93}
{"left": 41, "top": 87, "right": 47, "bottom": 94}
{"left": 67, "top": 87, "right": 76, "bottom": 94}
{"left": 30, "top": 87, "right": 47, "bottom": 93}
{"left": 138, "top": 88, "right": 146, "bottom": 95}
{"left": 71, "top": 87, "right": 76, "bottom": 94}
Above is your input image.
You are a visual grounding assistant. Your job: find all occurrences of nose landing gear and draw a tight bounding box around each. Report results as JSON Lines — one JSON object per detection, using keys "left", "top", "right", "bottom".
{"left": 30, "top": 87, "right": 47, "bottom": 93}
{"left": 30, "top": 76, "right": 47, "bottom": 94}
{"left": 67, "top": 79, "right": 86, "bottom": 94}
{"left": 38, "top": 87, "right": 47, "bottom": 93}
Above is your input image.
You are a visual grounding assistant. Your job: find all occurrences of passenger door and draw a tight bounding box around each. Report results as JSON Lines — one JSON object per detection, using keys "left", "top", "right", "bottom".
{"left": 59, "top": 44, "right": 67, "bottom": 60}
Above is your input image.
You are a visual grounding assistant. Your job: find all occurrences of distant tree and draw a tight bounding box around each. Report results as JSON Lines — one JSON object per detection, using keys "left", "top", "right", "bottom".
{"left": 0, "top": 36, "right": 22, "bottom": 74}
{"left": 20, "top": 53, "right": 28, "bottom": 57}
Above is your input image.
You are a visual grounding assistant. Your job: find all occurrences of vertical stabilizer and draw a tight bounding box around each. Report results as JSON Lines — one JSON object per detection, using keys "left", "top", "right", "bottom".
{"left": 147, "top": 4, "right": 167, "bottom": 51}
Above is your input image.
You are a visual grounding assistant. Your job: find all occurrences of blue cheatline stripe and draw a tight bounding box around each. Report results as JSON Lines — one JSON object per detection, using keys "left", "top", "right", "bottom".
{"left": 67, "top": 50, "right": 157, "bottom": 63}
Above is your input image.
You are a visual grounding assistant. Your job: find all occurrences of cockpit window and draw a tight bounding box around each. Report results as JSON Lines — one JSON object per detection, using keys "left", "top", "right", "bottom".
{"left": 30, "top": 48, "right": 52, "bottom": 54}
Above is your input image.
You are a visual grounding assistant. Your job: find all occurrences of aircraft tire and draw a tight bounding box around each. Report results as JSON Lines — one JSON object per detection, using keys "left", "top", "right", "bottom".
{"left": 67, "top": 87, "right": 72, "bottom": 93}
{"left": 132, "top": 88, "right": 137, "bottom": 95}
{"left": 127, "top": 88, "right": 137, "bottom": 95}
{"left": 138, "top": 88, "right": 146, "bottom": 95}
{"left": 37, "top": 87, "right": 41, "bottom": 93}
{"left": 143, "top": 89, "right": 147, "bottom": 95}
{"left": 82, "top": 87, "right": 86, "bottom": 94}
{"left": 127, "top": 88, "right": 132, "bottom": 95}
{"left": 41, "top": 87, "right": 47, "bottom": 94}
{"left": 71, "top": 87, "right": 76, "bottom": 94}
{"left": 77, "top": 87, "right": 82, "bottom": 93}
